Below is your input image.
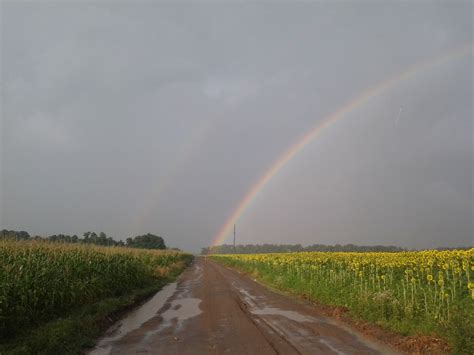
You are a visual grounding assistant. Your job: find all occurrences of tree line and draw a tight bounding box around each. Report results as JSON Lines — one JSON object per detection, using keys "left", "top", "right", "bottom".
{"left": 0, "top": 230, "right": 167, "bottom": 250}
{"left": 201, "top": 243, "right": 472, "bottom": 254}
{"left": 201, "top": 243, "right": 408, "bottom": 255}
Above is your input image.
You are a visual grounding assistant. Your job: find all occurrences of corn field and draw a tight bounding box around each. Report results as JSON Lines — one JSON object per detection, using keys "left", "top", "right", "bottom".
{"left": 0, "top": 240, "right": 192, "bottom": 339}
{"left": 212, "top": 250, "right": 474, "bottom": 332}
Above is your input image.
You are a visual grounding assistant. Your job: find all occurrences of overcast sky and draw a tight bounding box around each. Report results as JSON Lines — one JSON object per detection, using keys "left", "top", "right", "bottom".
{"left": 1, "top": 2, "right": 472, "bottom": 252}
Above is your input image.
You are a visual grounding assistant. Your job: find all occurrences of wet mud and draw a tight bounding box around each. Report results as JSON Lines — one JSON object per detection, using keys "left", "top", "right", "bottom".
{"left": 89, "top": 258, "right": 398, "bottom": 354}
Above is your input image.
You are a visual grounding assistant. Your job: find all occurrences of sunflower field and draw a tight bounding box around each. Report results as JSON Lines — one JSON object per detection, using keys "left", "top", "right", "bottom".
{"left": 212, "top": 249, "right": 474, "bottom": 349}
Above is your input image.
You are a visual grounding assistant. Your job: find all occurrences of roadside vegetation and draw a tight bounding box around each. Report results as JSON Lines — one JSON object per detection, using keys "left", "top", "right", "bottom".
{"left": 212, "top": 249, "right": 474, "bottom": 353}
{"left": 0, "top": 240, "right": 192, "bottom": 354}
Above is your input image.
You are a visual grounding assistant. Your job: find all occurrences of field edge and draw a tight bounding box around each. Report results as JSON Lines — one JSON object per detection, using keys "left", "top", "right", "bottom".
{"left": 209, "top": 256, "right": 458, "bottom": 354}
{"left": 0, "top": 264, "right": 191, "bottom": 355}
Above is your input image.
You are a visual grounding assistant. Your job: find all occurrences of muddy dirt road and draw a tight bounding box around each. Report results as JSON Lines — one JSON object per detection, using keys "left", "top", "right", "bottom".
{"left": 90, "top": 258, "right": 397, "bottom": 354}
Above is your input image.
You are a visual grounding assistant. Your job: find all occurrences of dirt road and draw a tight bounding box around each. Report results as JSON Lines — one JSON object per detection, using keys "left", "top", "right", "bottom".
{"left": 90, "top": 258, "right": 397, "bottom": 354}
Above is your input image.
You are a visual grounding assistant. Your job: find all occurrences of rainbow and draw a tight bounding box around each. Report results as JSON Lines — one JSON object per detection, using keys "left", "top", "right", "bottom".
{"left": 211, "top": 44, "right": 472, "bottom": 247}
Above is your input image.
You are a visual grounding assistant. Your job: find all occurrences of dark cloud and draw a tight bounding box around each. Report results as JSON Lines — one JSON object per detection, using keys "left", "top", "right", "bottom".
{"left": 1, "top": 2, "right": 472, "bottom": 251}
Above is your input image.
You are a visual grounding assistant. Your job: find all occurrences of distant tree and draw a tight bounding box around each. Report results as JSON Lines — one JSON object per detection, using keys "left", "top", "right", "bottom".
{"left": 0, "top": 230, "right": 30, "bottom": 241}
{"left": 90, "top": 232, "right": 98, "bottom": 244}
{"left": 126, "top": 234, "right": 166, "bottom": 250}
{"left": 83, "top": 232, "right": 91, "bottom": 243}
{"left": 98, "top": 232, "right": 107, "bottom": 245}
{"left": 18, "top": 231, "right": 30, "bottom": 240}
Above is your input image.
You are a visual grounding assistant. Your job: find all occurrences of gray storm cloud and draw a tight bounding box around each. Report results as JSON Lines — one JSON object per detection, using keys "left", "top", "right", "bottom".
{"left": 1, "top": 2, "right": 472, "bottom": 252}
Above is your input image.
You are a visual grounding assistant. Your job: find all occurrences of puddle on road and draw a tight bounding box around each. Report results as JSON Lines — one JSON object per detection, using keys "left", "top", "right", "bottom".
{"left": 234, "top": 285, "right": 321, "bottom": 323}
{"left": 238, "top": 288, "right": 257, "bottom": 303}
{"left": 89, "top": 262, "right": 205, "bottom": 355}
{"left": 251, "top": 306, "right": 320, "bottom": 323}
{"left": 162, "top": 297, "right": 202, "bottom": 324}
{"left": 319, "top": 338, "right": 345, "bottom": 355}
{"left": 89, "top": 282, "right": 178, "bottom": 355}
{"left": 233, "top": 284, "right": 396, "bottom": 354}
{"left": 173, "top": 261, "right": 203, "bottom": 299}
{"left": 144, "top": 297, "right": 202, "bottom": 339}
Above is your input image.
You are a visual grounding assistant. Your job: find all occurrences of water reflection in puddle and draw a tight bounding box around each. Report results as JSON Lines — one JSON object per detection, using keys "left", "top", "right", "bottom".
{"left": 251, "top": 306, "right": 320, "bottom": 323}
{"left": 89, "top": 282, "right": 178, "bottom": 355}
{"left": 235, "top": 285, "right": 320, "bottom": 323}
{"left": 319, "top": 338, "right": 346, "bottom": 355}
{"left": 234, "top": 283, "right": 396, "bottom": 355}
{"left": 144, "top": 297, "right": 202, "bottom": 339}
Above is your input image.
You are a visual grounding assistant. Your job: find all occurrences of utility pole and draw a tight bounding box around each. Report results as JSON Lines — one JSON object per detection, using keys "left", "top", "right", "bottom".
{"left": 233, "top": 224, "right": 236, "bottom": 253}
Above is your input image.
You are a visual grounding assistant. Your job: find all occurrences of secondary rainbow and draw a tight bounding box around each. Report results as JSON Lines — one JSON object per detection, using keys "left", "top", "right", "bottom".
{"left": 212, "top": 44, "right": 472, "bottom": 247}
